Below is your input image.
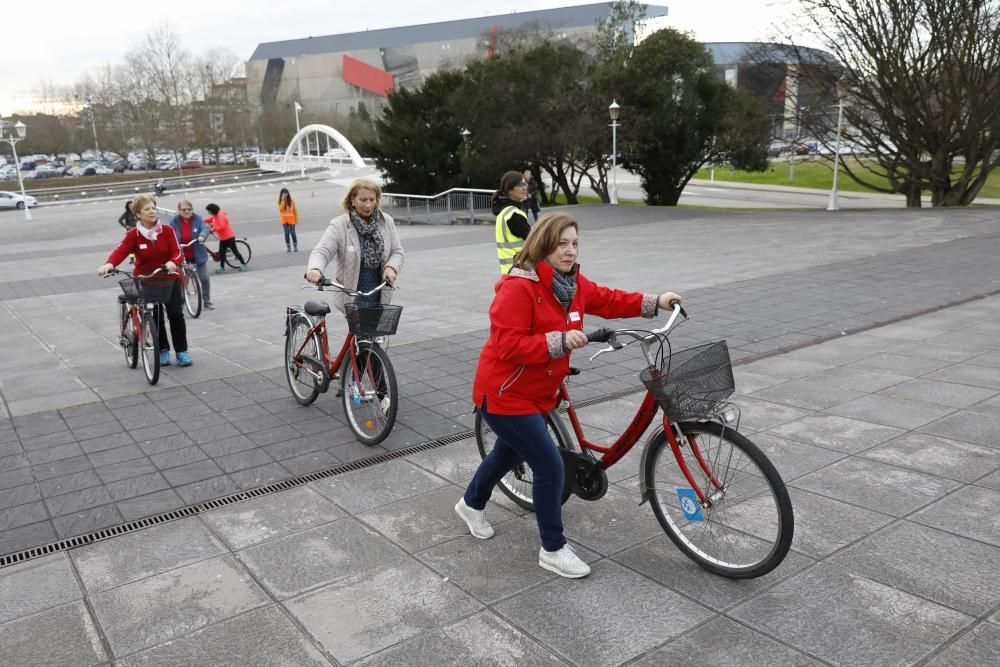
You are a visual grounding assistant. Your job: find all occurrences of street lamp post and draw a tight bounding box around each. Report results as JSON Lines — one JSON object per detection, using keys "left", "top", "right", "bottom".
{"left": 87, "top": 98, "right": 102, "bottom": 161}
{"left": 1, "top": 119, "right": 32, "bottom": 222}
{"left": 827, "top": 76, "right": 850, "bottom": 211}
{"left": 460, "top": 128, "right": 471, "bottom": 186}
{"left": 293, "top": 101, "right": 305, "bottom": 177}
{"left": 608, "top": 100, "right": 620, "bottom": 205}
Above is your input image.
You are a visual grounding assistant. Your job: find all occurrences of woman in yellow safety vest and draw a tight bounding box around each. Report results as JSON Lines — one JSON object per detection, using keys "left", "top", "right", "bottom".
{"left": 279, "top": 188, "right": 299, "bottom": 252}
{"left": 493, "top": 171, "right": 531, "bottom": 274}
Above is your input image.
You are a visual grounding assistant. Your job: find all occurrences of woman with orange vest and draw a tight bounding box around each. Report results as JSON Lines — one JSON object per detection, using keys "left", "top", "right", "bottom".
{"left": 279, "top": 188, "right": 298, "bottom": 252}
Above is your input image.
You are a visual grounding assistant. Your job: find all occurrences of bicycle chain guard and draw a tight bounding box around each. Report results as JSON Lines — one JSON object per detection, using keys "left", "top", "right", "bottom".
{"left": 560, "top": 450, "right": 608, "bottom": 501}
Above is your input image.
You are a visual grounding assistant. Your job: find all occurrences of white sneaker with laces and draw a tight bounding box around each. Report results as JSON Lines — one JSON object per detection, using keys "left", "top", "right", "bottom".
{"left": 454, "top": 498, "right": 494, "bottom": 539}
{"left": 380, "top": 396, "right": 391, "bottom": 417}
{"left": 538, "top": 544, "right": 591, "bottom": 578}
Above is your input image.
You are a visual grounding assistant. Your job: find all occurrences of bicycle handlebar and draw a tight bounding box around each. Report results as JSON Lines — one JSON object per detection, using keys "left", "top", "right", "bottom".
{"left": 107, "top": 266, "right": 173, "bottom": 280}
{"left": 588, "top": 302, "right": 687, "bottom": 362}
{"left": 302, "top": 275, "right": 396, "bottom": 298}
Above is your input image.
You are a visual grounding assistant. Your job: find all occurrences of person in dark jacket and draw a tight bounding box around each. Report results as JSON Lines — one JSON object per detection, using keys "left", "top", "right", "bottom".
{"left": 521, "top": 169, "right": 541, "bottom": 221}
{"left": 493, "top": 170, "right": 531, "bottom": 275}
{"left": 118, "top": 201, "right": 137, "bottom": 230}
{"left": 455, "top": 212, "right": 683, "bottom": 578}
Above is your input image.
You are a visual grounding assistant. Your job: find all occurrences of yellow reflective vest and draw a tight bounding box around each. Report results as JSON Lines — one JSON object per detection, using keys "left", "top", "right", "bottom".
{"left": 495, "top": 205, "right": 529, "bottom": 274}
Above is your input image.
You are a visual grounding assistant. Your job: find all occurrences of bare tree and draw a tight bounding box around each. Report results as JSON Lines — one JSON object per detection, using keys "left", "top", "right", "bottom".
{"left": 789, "top": 0, "right": 1000, "bottom": 207}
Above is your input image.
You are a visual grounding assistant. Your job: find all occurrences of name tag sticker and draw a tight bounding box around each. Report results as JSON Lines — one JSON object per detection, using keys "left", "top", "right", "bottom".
{"left": 138, "top": 244, "right": 148, "bottom": 249}
{"left": 347, "top": 245, "right": 356, "bottom": 252}
{"left": 569, "top": 311, "right": 581, "bottom": 322}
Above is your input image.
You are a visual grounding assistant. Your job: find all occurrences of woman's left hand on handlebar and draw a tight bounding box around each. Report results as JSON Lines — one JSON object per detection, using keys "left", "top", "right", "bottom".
{"left": 657, "top": 292, "right": 683, "bottom": 310}
{"left": 97, "top": 263, "right": 114, "bottom": 277}
{"left": 565, "top": 330, "right": 589, "bottom": 350}
{"left": 306, "top": 269, "right": 323, "bottom": 284}
{"left": 164, "top": 261, "right": 178, "bottom": 273}
{"left": 382, "top": 267, "right": 397, "bottom": 284}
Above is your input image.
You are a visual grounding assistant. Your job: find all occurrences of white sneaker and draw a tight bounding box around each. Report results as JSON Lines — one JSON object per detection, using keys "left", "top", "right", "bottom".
{"left": 380, "top": 396, "right": 391, "bottom": 417}
{"left": 538, "top": 544, "right": 591, "bottom": 578}
{"left": 454, "top": 498, "right": 494, "bottom": 539}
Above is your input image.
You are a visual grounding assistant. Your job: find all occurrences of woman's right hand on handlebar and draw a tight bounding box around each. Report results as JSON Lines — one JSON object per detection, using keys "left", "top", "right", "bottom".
{"left": 98, "top": 263, "right": 114, "bottom": 277}
{"left": 564, "top": 330, "right": 589, "bottom": 350}
{"left": 306, "top": 269, "right": 323, "bottom": 284}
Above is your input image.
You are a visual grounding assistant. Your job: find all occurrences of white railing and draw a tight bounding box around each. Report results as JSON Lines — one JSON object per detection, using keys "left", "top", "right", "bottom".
{"left": 256, "top": 154, "right": 375, "bottom": 172}
{"left": 381, "top": 188, "right": 495, "bottom": 225}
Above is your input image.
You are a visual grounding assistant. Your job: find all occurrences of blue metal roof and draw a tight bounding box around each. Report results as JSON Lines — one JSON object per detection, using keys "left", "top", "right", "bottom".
{"left": 704, "top": 42, "right": 837, "bottom": 66}
{"left": 250, "top": 3, "right": 669, "bottom": 60}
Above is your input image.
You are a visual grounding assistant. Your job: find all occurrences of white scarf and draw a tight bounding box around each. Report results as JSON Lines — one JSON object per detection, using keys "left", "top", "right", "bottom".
{"left": 137, "top": 220, "right": 163, "bottom": 242}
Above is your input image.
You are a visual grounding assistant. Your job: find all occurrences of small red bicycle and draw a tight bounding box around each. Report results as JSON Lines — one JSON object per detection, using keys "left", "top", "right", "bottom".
{"left": 109, "top": 267, "right": 176, "bottom": 385}
{"left": 476, "top": 303, "right": 794, "bottom": 579}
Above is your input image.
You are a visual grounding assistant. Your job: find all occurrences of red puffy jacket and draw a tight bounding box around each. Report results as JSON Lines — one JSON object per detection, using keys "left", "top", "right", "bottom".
{"left": 472, "top": 260, "right": 658, "bottom": 415}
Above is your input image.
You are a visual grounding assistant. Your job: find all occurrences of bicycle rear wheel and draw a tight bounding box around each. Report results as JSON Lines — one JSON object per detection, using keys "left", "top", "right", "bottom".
{"left": 182, "top": 265, "right": 202, "bottom": 318}
{"left": 341, "top": 341, "right": 397, "bottom": 445}
{"left": 121, "top": 305, "right": 138, "bottom": 368}
{"left": 223, "top": 239, "right": 252, "bottom": 268}
{"left": 285, "top": 315, "right": 323, "bottom": 406}
{"left": 140, "top": 309, "right": 160, "bottom": 385}
{"left": 474, "top": 410, "right": 573, "bottom": 512}
{"left": 644, "top": 420, "right": 793, "bottom": 579}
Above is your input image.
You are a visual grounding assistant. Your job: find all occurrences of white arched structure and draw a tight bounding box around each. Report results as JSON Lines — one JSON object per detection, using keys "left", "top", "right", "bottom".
{"left": 256, "top": 123, "right": 368, "bottom": 173}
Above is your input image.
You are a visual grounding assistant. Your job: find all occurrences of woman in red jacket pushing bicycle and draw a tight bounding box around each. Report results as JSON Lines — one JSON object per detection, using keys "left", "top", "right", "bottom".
{"left": 454, "top": 212, "right": 682, "bottom": 578}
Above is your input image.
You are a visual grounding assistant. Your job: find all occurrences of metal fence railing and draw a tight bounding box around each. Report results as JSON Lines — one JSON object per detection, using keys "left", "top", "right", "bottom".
{"left": 381, "top": 188, "right": 494, "bottom": 225}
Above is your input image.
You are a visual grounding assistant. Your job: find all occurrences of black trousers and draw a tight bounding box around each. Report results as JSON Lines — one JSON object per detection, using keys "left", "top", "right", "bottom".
{"left": 156, "top": 280, "right": 187, "bottom": 353}
{"left": 217, "top": 238, "right": 246, "bottom": 266}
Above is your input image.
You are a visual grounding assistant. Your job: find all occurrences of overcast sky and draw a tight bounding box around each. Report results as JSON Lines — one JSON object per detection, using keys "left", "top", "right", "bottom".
{"left": 1, "top": 0, "right": 795, "bottom": 115}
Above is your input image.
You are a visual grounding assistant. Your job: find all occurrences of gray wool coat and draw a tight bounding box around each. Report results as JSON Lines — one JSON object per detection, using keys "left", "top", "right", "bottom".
{"left": 307, "top": 211, "right": 405, "bottom": 312}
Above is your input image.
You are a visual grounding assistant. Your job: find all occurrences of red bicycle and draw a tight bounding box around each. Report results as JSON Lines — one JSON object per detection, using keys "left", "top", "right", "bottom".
{"left": 284, "top": 278, "right": 402, "bottom": 445}
{"left": 109, "top": 267, "right": 176, "bottom": 385}
{"left": 475, "top": 303, "right": 794, "bottom": 579}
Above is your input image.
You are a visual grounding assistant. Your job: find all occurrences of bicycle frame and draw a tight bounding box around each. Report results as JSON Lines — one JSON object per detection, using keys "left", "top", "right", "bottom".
{"left": 287, "top": 311, "right": 374, "bottom": 391}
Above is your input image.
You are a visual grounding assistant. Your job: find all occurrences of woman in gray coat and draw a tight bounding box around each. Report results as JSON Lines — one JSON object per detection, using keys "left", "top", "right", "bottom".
{"left": 306, "top": 178, "right": 404, "bottom": 308}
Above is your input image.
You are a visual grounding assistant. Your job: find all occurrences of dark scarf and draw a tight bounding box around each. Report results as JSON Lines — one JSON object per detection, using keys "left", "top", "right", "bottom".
{"left": 349, "top": 208, "right": 386, "bottom": 270}
{"left": 548, "top": 264, "right": 577, "bottom": 313}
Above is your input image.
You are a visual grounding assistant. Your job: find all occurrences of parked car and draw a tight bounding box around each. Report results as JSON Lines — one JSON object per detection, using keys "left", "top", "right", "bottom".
{"left": 180, "top": 160, "right": 202, "bottom": 170}
{"left": 0, "top": 191, "right": 38, "bottom": 209}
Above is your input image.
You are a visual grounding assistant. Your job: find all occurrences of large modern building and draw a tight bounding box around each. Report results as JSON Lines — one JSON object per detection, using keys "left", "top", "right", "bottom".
{"left": 246, "top": 3, "right": 670, "bottom": 117}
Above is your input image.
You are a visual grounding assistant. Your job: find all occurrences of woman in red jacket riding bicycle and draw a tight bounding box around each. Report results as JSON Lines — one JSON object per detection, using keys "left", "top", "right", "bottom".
{"left": 455, "top": 212, "right": 682, "bottom": 579}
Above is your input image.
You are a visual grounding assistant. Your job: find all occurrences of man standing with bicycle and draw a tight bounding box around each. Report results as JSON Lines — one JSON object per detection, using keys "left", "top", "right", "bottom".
{"left": 169, "top": 200, "right": 213, "bottom": 310}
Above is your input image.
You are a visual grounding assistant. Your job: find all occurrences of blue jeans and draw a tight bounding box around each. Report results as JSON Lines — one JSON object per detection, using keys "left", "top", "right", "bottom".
{"left": 464, "top": 402, "right": 566, "bottom": 551}
{"left": 282, "top": 224, "right": 297, "bottom": 247}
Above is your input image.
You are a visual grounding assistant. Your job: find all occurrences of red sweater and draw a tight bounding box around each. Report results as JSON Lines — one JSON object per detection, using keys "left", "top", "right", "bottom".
{"left": 472, "top": 260, "right": 656, "bottom": 415}
{"left": 106, "top": 225, "right": 182, "bottom": 280}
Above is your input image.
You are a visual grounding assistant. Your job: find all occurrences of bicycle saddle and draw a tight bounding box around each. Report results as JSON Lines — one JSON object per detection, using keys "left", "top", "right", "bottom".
{"left": 303, "top": 300, "right": 331, "bottom": 316}
{"left": 117, "top": 294, "right": 128, "bottom": 304}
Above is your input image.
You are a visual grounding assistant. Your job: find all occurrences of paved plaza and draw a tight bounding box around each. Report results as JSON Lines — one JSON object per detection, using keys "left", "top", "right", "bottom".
{"left": 1, "top": 190, "right": 999, "bottom": 664}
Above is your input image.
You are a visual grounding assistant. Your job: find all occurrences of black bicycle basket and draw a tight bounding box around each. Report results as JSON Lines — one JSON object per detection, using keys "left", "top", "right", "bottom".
{"left": 343, "top": 304, "right": 403, "bottom": 336}
{"left": 640, "top": 340, "right": 735, "bottom": 421}
{"left": 118, "top": 275, "right": 176, "bottom": 304}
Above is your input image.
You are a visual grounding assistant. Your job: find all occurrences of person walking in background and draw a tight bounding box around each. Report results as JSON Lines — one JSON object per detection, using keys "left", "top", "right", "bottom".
{"left": 456, "top": 212, "right": 682, "bottom": 578}
{"left": 118, "top": 200, "right": 137, "bottom": 230}
{"left": 204, "top": 203, "right": 246, "bottom": 273}
{"left": 98, "top": 194, "right": 192, "bottom": 366}
{"left": 279, "top": 188, "right": 299, "bottom": 252}
{"left": 169, "top": 199, "right": 214, "bottom": 310}
{"left": 522, "top": 169, "right": 541, "bottom": 222}
{"left": 493, "top": 170, "right": 531, "bottom": 275}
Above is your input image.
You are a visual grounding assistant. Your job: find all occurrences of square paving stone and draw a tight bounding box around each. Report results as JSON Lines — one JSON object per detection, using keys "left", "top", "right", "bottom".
{"left": 198, "top": 434, "right": 258, "bottom": 458}
{"left": 792, "top": 457, "right": 957, "bottom": 517}
{"left": 879, "top": 379, "right": 997, "bottom": 410}
{"left": 37, "top": 469, "right": 102, "bottom": 498}
{"left": 151, "top": 445, "right": 209, "bottom": 471}
{"left": 19, "top": 430, "right": 76, "bottom": 452}
{"left": 925, "top": 363, "right": 1000, "bottom": 390}
{"left": 729, "top": 564, "right": 971, "bottom": 666}
{"left": 174, "top": 476, "right": 240, "bottom": 505}
{"left": 741, "top": 357, "right": 835, "bottom": 379}
{"left": 213, "top": 447, "right": 274, "bottom": 473}
{"left": 811, "top": 366, "right": 911, "bottom": 392}
{"left": 44, "top": 485, "right": 114, "bottom": 517}
{"left": 70, "top": 419, "right": 125, "bottom": 442}
{"left": 495, "top": 559, "right": 713, "bottom": 667}
{"left": 25, "top": 441, "right": 85, "bottom": 466}
{"left": 825, "top": 394, "right": 956, "bottom": 430}
{"left": 560, "top": 485, "right": 664, "bottom": 556}
{"left": 968, "top": 394, "right": 1000, "bottom": 419}
{"left": 87, "top": 443, "right": 146, "bottom": 467}
{"left": 0, "top": 553, "right": 81, "bottom": 625}
{"left": 52, "top": 504, "right": 123, "bottom": 539}
{"left": 910, "top": 485, "right": 1000, "bottom": 547}
{"left": 919, "top": 410, "right": 1000, "bottom": 449}
{"left": 136, "top": 432, "right": 195, "bottom": 457}
{"left": 732, "top": 397, "right": 814, "bottom": 432}
{"left": 309, "top": 459, "right": 449, "bottom": 514}
{"left": 238, "top": 517, "right": 408, "bottom": 599}
{"left": 862, "top": 432, "right": 1000, "bottom": 483}
{"left": 0, "top": 466, "right": 35, "bottom": 492}
{"left": 353, "top": 610, "right": 561, "bottom": 667}
{"left": 772, "top": 487, "right": 894, "bottom": 559}
{"left": 926, "top": 621, "right": 1000, "bottom": 666}
{"left": 73, "top": 517, "right": 227, "bottom": 593}
{"left": 849, "top": 352, "right": 951, "bottom": 376}
{"left": 95, "top": 457, "right": 157, "bottom": 484}
{"left": 105, "top": 472, "right": 170, "bottom": 501}
{"left": 0, "top": 483, "right": 41, "bottom": 511}
{"left": 891, "top": 341, "right": 982, "bottom": 363}
{"left": 228, "top": 462, "right": 290, "bottom": 489}
{"left": 767, "top": 413, "right": 904, "bottom": 454}
{"left": 750, "top": 376, "right": 864, "bottom": 411}
{"left": 279, "top": 449, "right": 342, "bottom": 476}
{"left": 201, "top": 486, "right": 345, "bottom": 551}
{"left": 285, "top": 559, "right": 481, "bottom": 664}
{"left": 161, "top": 459, "right": 221, "bottom": 487}
{"left": 88, "top": 554, "right": 269, "bottom": 656}
{"left": 0, "top": 521, "right": 57, "bottom": 557}
{"left": 77, "top": 431, "right": 134, "bottom": 454}
{"left": 117, "top": 489, "right": 185, "bottom": 520}
{"left": 0, "top": 601, "right": 107, "bottom": 667}
{"left": 116, "top": 604, "right": 330, "bottom": 667}
{"left": 828, "top": 521, "right": 1000, "bottom": 616}
{"left": 634, "top": 616, "right": 822, "bottom": 666}
{"left": 751, "top": 432, "right": 846, "bottom": 482}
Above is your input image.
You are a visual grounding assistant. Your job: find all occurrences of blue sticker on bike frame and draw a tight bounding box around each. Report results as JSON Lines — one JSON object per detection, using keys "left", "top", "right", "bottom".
{"left": 676, "top": 488, "right": 704, "bottom": 521}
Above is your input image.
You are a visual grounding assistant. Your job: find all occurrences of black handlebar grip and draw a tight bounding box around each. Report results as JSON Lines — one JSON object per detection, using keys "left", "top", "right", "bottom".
{"left": 670, "top": 300, "right": 689, "bottom": 319}
{"left": 586, "top": 327, "right": 615, "bottom": 344}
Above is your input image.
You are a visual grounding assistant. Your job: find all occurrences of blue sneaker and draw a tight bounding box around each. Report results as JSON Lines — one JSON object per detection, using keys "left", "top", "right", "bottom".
{"left": 159, "top": 350, "right": 171, "bottom": 366}
{"left": 176, "top": 351, "right": 192, "bottom": 366}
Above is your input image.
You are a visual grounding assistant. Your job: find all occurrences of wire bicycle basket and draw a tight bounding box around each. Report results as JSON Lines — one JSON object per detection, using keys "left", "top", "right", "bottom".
{"left": 344, "top": 304, "right": 403, "bottom": 336}
{"left": 118, "top": 275, "right": 176, "bottom": 304}
{"left": 640, "top": 340, "right": 735, "bottom": 421}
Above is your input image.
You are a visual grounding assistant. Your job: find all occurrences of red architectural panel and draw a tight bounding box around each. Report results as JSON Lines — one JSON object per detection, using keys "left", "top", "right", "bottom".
{"left": 342, "top": 55, "right": 393, "bottom": 97}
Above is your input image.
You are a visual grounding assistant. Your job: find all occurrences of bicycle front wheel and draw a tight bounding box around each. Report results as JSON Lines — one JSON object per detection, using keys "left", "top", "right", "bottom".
{"left": 645, "top": 420, "right": 793, "bottom": 579}
{"left": 182, "top": 266, "right": 202, "bottom": 318}
{"left": 341, "top": 341, "right": 397, "bottom": 445}
{"left": 223, "top": 240, "right": 252, "bottom": 268}
{"left": 285, "top": 315, "right": 323, "bottom": 406}
{"left": 140, "top": 310, "right": 160, "bottom": 385}
{"left": 474, "top": 410, "right": 573, "bottom": 512}
{"left": 121, "top": 303, "right": 138, "bottom": 369}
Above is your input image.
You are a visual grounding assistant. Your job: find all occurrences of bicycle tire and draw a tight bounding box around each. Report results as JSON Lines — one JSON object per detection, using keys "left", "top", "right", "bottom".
{"left": 474, "top": 410, "right": 573, "bottom": 512}
{"left": 223, "top": 239, "right": 252, "bottom": 269}
{"left": 182, "top": 265, "right": 202, "bottom": 318}
{"left": 341, "top": 341, "right": 397, "bottom": 445}
{"left": 140, "top": 310, "right": 160, "bottom": 385}
{"left": 122, "top": 307, "right": 138, "bottom": 369}
{"left": 285, "top": 315, "right": 323, "bottom": 406}
{"left": 644, "top": 420, "right": 793, "bottom": 579}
